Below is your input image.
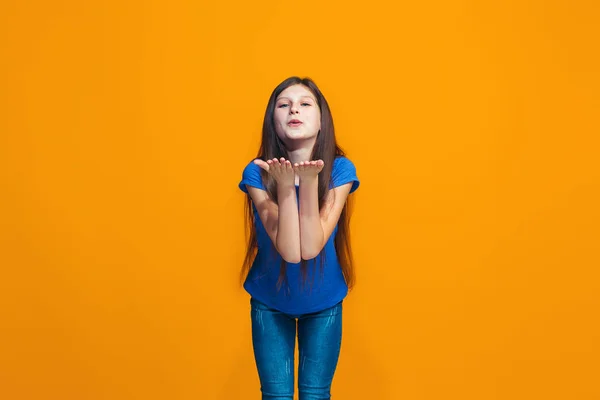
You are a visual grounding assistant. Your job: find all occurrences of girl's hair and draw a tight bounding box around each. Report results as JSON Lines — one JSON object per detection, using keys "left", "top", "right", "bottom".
{"left": 241, "top": 76, "right": 356, "bottom": 291}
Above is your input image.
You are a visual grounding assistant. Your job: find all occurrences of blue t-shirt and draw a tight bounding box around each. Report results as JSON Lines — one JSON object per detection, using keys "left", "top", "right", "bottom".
{"left": 238, "top": 156, "right": 360, "bottom": 315}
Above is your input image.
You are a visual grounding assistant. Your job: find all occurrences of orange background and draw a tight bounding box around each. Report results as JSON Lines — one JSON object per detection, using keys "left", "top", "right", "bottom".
{"left": 1, "top": 1, "right": 599, "bottom": 399}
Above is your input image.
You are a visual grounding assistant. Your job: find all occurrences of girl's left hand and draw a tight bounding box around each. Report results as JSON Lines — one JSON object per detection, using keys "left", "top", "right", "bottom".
{"left": 293, "top": 160, "right": 324, "bottom": 180}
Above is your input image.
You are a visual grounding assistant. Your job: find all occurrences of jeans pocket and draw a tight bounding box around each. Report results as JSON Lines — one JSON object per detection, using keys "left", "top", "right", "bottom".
{"left": 250, "top": 297, "right": 270, "bottom": 311}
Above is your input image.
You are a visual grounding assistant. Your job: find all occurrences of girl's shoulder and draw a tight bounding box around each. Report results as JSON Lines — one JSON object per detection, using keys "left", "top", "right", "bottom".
{"left": 333, "top": 155, "right": 356, "bottom": 168}
{"left": 238, "top": 159, "right": 265, "bottom": 193}
{"left": 332, "top": 156, "right": 358, "bottom": 177}
{"left": 331, "top": 156, "right": 360, "bottom": 193}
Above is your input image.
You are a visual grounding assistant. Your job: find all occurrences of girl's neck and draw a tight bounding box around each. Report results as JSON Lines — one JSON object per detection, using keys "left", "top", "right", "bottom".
{"left": 286, "top": 141, "right": 316, "bottom": 164}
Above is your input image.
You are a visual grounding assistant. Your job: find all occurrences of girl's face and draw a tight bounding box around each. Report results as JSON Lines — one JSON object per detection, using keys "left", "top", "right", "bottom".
{"left": 273, "top": 84, "right": 321, "bottom": 145}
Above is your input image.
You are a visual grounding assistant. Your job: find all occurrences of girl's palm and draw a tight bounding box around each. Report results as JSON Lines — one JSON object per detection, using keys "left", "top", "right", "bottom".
{"left": 293, "top": 160, "right": 324, "bottom": 179}
{"left": 254, "top": 157, "right": 295, "bottom": 186}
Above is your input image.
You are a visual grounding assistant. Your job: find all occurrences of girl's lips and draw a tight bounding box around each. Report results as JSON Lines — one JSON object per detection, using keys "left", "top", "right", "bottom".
{"left": 288, "top": 120, "right": 303, "bottom": 126}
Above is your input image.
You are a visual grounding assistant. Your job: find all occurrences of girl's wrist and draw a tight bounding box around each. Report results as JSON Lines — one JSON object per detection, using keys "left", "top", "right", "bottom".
{"left": 276, "top": 180, "right": 296, "bottom": 189}
{"left": 298, "top": 175, "right": 319, "bottom": 184}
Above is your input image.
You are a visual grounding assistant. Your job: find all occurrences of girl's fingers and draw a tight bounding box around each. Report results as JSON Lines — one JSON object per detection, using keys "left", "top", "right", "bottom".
{"left": 260, "top": 158, "right": 325, "bottom": 175}
{"left": 270, "top": 158, "right": 293, "bottom": 174}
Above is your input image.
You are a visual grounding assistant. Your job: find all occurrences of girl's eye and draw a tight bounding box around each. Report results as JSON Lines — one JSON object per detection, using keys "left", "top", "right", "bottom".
{"left": 277, "top": 102, "right": 311, "bottom": 108}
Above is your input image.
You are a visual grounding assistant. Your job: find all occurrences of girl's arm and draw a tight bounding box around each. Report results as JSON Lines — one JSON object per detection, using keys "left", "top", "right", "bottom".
{"left": 298, "top": 175, "right": 352, "bottom": 260}
{"left": 249, "top": 159, "right": 301, "bottom": 263}
{"left": 246, "top": 185, "right": 301, "bottom": 263}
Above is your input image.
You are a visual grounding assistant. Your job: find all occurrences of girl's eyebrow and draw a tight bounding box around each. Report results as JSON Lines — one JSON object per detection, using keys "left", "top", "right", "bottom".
{"left": 276, "top": 96, "right": 316, "bottom": 102}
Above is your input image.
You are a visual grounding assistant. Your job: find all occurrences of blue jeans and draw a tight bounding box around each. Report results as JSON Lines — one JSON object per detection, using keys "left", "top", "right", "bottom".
{"left": 250, "top": 298, "right": 343, "bottom": 400}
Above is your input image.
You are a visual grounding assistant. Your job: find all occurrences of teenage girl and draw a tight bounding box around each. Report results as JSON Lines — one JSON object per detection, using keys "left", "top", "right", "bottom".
{"left": 239, "top": 76, "right": 360, "bottom": 400}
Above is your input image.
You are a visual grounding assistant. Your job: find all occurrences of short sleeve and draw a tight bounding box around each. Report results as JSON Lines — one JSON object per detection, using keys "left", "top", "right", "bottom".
{"left": 239, "top": 159, "right": 266, "bottom": 193}
{"left": 331, "top": 156, "right": 360, "bottom": 193}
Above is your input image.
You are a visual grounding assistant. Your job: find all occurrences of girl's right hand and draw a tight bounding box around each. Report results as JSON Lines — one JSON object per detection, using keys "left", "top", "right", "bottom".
{"left": 254, "top": 157, "right": 296, "bottom": 187}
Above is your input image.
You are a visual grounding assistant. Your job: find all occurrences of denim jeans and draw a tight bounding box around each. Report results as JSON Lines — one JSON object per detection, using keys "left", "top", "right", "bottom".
{"left": 250, "top": 298, "right": 343, "bottom": 400}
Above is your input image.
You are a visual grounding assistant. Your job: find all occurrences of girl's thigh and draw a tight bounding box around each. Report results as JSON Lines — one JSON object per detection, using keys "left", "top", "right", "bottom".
{"left": 250, "top": 298, "right": 297, "bottom": 399}
{"left": 296, "top": 302, "right": 343, "bottom": 399}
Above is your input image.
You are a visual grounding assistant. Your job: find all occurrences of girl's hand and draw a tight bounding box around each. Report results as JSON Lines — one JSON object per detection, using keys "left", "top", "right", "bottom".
{"left": 254, "top": 157, "right": 296, "bottom": 187}
{"left": 293, "top": 160, "right": 324, "bottom": 180}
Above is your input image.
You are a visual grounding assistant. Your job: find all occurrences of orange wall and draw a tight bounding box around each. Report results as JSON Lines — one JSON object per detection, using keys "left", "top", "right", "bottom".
{"left": 1, "top": 1, "right": 599, "bottom": 399}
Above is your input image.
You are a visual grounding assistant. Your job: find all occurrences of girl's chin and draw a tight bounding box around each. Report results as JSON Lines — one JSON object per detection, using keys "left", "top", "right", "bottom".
{"left": 276, "top": 132, "right": 317, "bottom": 145}
{"left": 285, "top": 132, "right": 317, "bottom": 140}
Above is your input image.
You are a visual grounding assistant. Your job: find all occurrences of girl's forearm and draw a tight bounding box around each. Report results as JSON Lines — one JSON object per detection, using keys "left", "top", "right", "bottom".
{"left": 298, "top": 176, "right": 324, "bottom": 260}
{"left": 276, "top": 183, "right": 302, "bottom": 263}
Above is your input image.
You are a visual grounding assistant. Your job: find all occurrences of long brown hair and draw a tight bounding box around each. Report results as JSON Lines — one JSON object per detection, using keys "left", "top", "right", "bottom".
{"left": 241, "top": 76, "right": 356, "bottom": 291}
